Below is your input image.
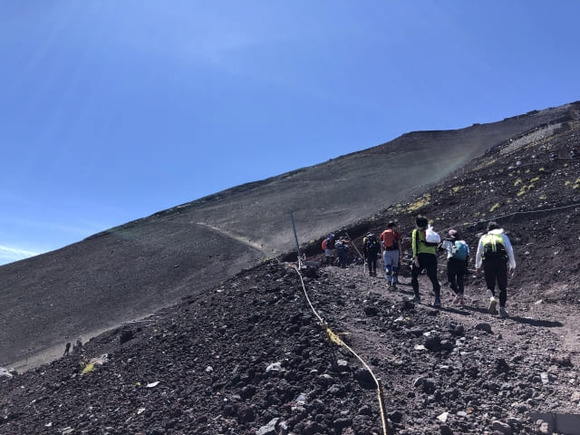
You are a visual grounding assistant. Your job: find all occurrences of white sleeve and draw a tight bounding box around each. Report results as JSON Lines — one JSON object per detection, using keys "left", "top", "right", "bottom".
{"left": 503, "top": 234, "right": 516, "bottom": 269}
{"left": 474, "top": 238, "right": 484, "bottom": 269}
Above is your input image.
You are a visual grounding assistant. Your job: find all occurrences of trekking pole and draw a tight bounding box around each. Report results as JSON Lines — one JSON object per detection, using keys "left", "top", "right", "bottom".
{"left": 345, "top": 231, "right": 366, "bottom": 274}
{"left": 288, "top": 211, "right": 302, "bottom": 269}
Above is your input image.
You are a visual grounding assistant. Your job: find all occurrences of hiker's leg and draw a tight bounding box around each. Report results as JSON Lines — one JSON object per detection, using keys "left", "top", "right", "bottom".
{"left": 483, "top": 261, "right": 497, "bottom": 296}
{"left": 391, "top": 252, "right": 400, "bottom": 283}
{"left": 411, "top": 263, "right": 420, "bottom": 295}
{"left": 447, "top": 260, "right": 458, "bottom": 294}
{"left": 425, "top": 255, "right": 441, "bottom": 298}
{"left": 496, "top": 261, "right": 508, "bottom": 307}
{"left": 384, "top": 252, "right": 392, "bottom": 282}
{"left": 456, "top": 267, "right": 465, "bottom": 295}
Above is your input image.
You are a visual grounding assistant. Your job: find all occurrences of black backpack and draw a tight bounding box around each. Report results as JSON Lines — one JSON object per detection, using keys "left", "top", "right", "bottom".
{"left": 365, "top": 235, "right": 379, "bottom": 251}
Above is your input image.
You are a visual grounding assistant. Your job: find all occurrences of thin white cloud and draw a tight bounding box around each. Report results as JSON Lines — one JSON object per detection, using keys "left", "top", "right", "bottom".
{"left": 0, "top": 245, "right": 41, "bottom": 263}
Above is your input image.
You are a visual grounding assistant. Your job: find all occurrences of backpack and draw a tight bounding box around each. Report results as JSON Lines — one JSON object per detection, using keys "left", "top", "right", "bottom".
{"left": 364, "top": 234, "right": 379, "bottom": 252}
{"left": 381, "top": 230, "right": 398, "bottom": 250}
{"left": 452, "top": 241, "right": 468, "bottom": 261}
{"left": 326, "top": 234, "right": 335, "bottom": 249}
{"left": 335, "top": 240, "right": 348, "bottom": 253}
{"left": 482, "top": 233, "right": 507, "bottom": 261}
{"left": 425, "top": 225, "right": 441, "bottom": 246}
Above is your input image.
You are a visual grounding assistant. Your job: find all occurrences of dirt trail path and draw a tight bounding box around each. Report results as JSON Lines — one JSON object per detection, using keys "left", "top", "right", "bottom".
{"left": 195, "top": 221, "right": 269, "bottom": 254}
{"left": 313, "top": 264, "right": 580, "bottom": 430}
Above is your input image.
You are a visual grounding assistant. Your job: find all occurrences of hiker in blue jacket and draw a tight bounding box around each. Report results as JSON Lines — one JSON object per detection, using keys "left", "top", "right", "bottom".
{"left": 441, "top": 229, "right": 470, "bottom": 305}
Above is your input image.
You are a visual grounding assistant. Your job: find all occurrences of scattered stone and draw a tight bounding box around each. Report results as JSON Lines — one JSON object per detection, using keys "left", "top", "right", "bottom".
{"left": 424, "top": 335, "right": 442, "bottom": 352}
{"left": 266, "top": 362, "right": 283, "bottom": 373}
{"left": 414, "top": 377, "right": 437, "bottom": 394}
{"left": 0, "top": 367, "right": 15, "bottom": 378}
{"left": 256, "top": 417, "right": 279, "bottom": 435}
{"left": 475, "top": 323, "right": 493, "bottom": 333}
{"left": 119, "top": 329, "right": 134, "bottom": 344}
{"left": 387, "top": 410, "right": 403, "bottom": 423}
{"left": 354, "top": 368, "right": 375, "bottom": 389}
{"left": 491, "top": 420, "right": 512, "bottom": 435}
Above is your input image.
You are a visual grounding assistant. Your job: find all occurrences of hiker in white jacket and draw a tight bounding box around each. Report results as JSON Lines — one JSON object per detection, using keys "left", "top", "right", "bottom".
{"left": 475, "top": 221, "right": 516, "bottom": 318}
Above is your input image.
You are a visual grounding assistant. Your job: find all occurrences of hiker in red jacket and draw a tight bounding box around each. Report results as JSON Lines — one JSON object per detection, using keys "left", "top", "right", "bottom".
{"left": 380, "top": 221, "right": 403, "bottom": 289}
{"left": 322, "top": 234, "right": 336, "bottom": 266}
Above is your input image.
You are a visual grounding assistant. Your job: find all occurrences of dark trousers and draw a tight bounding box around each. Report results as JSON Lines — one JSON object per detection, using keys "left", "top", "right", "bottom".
{"left": 337, "top": 249, "right": 349, "bottom": 268}
{"left": 483, "top": 259, "right": 508, "bottom": 307}
{"left": 447, "top": 258, "right": 467, "bottom": 295}
{"left": 411, "top": 253, "right": 441, "bottom": 298}
{"left": 366, "top": 251, "right": 379, "bottom": 274}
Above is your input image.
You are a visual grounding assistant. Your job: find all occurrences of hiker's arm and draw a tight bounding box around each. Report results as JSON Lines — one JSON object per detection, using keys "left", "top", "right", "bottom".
{"left": 474, "top": 238, "right": 484, "bottom": 270}
{"left": 503, "top": 234, "right": 516, "bottom": 270}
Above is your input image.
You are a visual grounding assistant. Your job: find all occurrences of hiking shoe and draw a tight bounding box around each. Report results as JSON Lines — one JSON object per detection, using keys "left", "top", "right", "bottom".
{"left": 499, "top": 307, "right": 509, "bottom": 318}
{"left": 392, "top": 282, "right": 397, "bottom": 290}
{"left": 411, "top": 294, "right": 421, "bottom": 304}
{"left": 434, "top": 298, "right": 441, "bottom": 308}
{"left": 488, "top": 297, "right": 498, "bottom": 315}
{"left": 452, "top": 294, "right": 464, "bottom": 305}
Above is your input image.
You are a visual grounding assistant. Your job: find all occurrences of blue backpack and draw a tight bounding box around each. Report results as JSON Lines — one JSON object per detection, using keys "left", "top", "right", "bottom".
{"left": 452, "top": 241, "right": 468, "bottom": 261}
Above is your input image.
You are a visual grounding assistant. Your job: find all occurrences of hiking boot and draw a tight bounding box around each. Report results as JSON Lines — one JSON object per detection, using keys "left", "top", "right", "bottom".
{"left": 452, "top": 294, "right": 464, "bottom": 305}
{"left": 488, "top": 297, "right": 498, "bottom": 315}
{"left": 433, "top": 297, "right": 441, "bottom": 308}
{"left": 391, "top": 282, "right": 397, "bottom": 290}
{"left": 411, "top": 294, "right": 421, "bottom": 304}
{"left": 499, "top": 307, "right": 509, "bottom": 318}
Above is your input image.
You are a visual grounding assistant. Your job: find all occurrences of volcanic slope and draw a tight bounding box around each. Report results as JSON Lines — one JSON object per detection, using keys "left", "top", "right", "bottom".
{"left": 3, "top": 103, "right": 578, "bottom": 372}
{"left": 1, "top": 111, "right": 580, "bottom": 434}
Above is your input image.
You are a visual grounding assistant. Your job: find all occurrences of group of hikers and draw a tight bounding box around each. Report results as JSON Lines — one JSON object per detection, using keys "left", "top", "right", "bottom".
{"left": 322, "top": 215, "right": 516, "bottom": 318}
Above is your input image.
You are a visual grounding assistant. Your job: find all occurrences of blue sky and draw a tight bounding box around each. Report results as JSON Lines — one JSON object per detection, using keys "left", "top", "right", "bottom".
{"left": 1, "top": 1, "right": 579, "bottom": 265}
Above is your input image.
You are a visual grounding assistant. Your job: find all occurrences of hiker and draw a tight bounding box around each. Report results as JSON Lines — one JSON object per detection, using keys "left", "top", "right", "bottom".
{"left": 63, "top": 342, "right": 71, "bottom": 356}
{"left": 411, "top": 216, "right": 442, "bottom": 307}
{"left": 380, "top": 221, "right": 403, "bottom": 289}
{"left": 72, "top": 338, "right": 83, "bottom": 354}
{"left": 322, "top": 233, "right": 336, "bottom": 266}
{"left": 475, "top": 221, "right": 516, "bottom": 318}
{"left": 441, "top": 229, "right": 469, "bottom": 305}
{"left": 335, "top": 236, "right": 350, "bottom": 268}
{"left": 363, "top": 232, "right": 380, "bottom": 276}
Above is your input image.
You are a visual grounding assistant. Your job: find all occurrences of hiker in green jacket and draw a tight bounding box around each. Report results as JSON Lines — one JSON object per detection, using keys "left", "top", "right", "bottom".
{"left": 411, "top": 216, "right": 442, "bottom": 307}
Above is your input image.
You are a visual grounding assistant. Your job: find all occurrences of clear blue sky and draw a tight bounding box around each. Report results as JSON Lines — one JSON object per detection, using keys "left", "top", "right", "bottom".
{"left": 1, "top": 1, "right": 579, "bottom": 265}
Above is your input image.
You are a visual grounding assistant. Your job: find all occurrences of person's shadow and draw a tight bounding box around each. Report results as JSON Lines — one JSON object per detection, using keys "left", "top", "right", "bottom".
{"left": 461, "top": 305, "right": 563, "bottom": 327}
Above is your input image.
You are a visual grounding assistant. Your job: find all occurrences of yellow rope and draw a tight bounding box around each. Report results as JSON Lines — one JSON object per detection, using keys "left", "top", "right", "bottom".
{"left": 291, "top": 264, "right": 389, "bottom": 435}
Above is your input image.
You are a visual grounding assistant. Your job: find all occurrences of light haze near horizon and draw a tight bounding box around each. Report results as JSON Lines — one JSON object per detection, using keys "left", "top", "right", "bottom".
{"left": 1, "top": 1, "right": 579, "bottom": 265}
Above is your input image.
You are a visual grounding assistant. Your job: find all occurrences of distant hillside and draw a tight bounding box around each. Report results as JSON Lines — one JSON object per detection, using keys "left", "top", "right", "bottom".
{"left": 1, "top": 101, "right": 578, "bottom": 370}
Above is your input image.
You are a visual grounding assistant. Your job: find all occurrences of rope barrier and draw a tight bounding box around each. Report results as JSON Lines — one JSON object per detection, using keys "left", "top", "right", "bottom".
{"left": 291, "top": 264, "right": 390, "bottom": 435}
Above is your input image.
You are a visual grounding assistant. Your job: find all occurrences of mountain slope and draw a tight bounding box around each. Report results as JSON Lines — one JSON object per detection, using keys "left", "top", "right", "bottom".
{"left": 1, "top": 102, "right": 578, "bottom": 371}
{"left": 1, "top": 113, "right": 580, "bottom": 433}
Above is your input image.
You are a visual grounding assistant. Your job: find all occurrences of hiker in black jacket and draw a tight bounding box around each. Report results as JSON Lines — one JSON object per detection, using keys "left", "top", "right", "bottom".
{"left": 363, "top": 232, "right": 380, "bottom": 276}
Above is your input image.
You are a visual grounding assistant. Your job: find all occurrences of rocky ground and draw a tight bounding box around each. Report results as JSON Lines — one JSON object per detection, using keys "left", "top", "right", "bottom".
{"left": 1, "top": 117, "right": 580, "bottom": 434}
{"left": 1, "top": 259, "right": 579, "bottom": 434}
